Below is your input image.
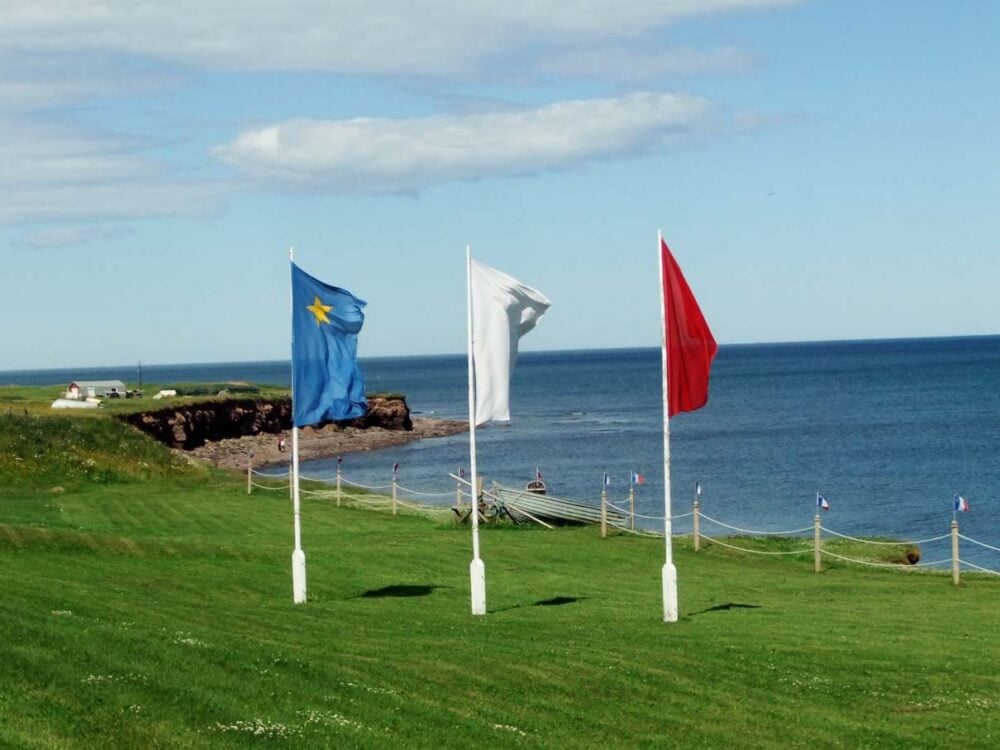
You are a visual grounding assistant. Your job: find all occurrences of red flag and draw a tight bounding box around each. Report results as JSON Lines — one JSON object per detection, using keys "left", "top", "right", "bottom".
{"left": 661, "top": 237, "right": 717, "bottom": 417}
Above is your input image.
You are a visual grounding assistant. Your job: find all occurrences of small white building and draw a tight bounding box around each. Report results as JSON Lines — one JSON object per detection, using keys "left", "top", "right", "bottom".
{"left": 65, "top": 380, "right": 127, "bottom": 400}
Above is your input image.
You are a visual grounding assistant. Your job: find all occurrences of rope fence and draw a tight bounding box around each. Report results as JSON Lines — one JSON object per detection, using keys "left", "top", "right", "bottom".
{"left": 246, "top": 463, "right": 999, "bottom": 583}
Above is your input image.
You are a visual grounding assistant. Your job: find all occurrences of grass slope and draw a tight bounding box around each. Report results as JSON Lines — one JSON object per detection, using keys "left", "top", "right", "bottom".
{"left": 0, "top": 417, "right": 997, "bottom": 748}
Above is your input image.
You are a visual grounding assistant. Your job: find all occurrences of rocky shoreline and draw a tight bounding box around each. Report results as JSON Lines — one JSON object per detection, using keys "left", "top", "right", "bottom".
{"left": 189, "top": 416, "right": 468, "bottom": 471}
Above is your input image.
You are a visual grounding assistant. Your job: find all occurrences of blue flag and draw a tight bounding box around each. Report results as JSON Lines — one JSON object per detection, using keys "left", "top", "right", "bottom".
{"left": 291, "top": 263, "right": 367, "bottom": 427}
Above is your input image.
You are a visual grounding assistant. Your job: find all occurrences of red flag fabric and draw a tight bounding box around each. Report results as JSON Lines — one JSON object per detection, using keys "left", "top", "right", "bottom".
{"left": 661, "top": 237, "right": 717, "bottom": 417}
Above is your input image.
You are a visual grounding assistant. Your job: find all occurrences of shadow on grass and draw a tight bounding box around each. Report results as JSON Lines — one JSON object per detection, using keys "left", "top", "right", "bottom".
{"left": 490, "top": 595, "right": 586, "bottom": 613}
{"left": 688, "top": 602, "right": 761, "bottom": 616}
{"left": 356, "top": 584, "right": 448, "bottom": 598}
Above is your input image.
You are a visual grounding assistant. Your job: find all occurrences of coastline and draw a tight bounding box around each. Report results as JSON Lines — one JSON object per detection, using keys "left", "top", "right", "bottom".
{"left": 189, "top": 416, "right": 468, "bottom": 471}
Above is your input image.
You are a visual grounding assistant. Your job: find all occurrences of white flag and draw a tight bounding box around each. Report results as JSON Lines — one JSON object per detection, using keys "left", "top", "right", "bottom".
{"left": 471, "top": 259, "right": 550, "bottom": 424}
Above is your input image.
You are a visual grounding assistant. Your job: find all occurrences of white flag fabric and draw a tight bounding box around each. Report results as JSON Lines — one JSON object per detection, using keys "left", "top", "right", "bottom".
{"left": 471, "top": 259, "right": 551, "bottom": 424}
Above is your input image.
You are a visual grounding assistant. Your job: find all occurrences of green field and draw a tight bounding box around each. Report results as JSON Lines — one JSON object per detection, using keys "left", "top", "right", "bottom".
{"left": 1, "top": 413, "right": 997, "bottom": 748}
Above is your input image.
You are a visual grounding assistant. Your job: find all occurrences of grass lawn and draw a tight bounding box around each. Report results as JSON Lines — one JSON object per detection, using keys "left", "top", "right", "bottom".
{"left": 1, "top": 414, "right": 998, "bottom": 748}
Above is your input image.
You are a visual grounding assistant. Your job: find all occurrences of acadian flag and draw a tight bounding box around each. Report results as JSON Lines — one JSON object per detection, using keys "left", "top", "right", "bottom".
{"left": 661, "top": 238, "right": 718, "bottom": 416}
{"left": 603, "top": 472, "right": 611, "bottom": 487}
{"left": 954, "top": 494, "right": 970, "bottom": 513}
{"left": 470, "top": 259, "right": 551, "bottom": 424}
{"left": 291, "top": 263, "right": 367, "bottom": 427}
{"left": 817, "top": 494, "right": 830, "bottom": 511}
{"left": 631, "top": 472, "right": 646, "bottom": 485}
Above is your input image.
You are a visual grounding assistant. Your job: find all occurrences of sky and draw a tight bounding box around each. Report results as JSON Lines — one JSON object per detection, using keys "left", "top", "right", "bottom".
{"left": 2, "top": 0, "right": 998, "bottom": 370}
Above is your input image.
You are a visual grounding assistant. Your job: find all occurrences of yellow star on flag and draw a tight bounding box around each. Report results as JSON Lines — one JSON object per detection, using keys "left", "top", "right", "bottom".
{"left": 306, "top": 295, "right": 333, "bottom": 326}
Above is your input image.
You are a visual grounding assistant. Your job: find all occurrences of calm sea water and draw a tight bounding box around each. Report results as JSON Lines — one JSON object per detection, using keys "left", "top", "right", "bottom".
{"left": 6, "top": 337, "right": 999, "bottom": 568}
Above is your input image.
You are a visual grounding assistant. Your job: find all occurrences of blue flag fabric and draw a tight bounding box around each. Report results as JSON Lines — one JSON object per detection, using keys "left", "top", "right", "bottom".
{"left": 291, "top": 263, "right": 367, "bottom": 427}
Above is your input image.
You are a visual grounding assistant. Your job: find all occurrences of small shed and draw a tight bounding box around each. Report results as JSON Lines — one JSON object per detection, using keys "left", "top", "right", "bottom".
{"left": 66, "top": 380, "right": 127, "bottom": 400}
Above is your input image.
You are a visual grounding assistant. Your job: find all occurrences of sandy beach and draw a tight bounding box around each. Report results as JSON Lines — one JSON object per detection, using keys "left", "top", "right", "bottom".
{"left": 188, "top": 416, "right": 468, "bottom": 471}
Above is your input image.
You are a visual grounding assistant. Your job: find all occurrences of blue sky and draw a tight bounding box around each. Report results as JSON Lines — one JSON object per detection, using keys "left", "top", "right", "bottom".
{"left": 2, "top": 0, "right": 997, "bottom": 370}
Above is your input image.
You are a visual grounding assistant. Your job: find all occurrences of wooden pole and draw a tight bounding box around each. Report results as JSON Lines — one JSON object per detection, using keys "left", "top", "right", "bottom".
{"left": 335, "top": 466, "right": 342, "bottom": 506}
{"left": 391, "top": 474, "right": 398, "bottom": 516}
{"left": 289, "top": 466, "right": 293, "bottom": 500}
{"left": 629, "top": 485, "right": 635, "bottom": 531}
{"left": 951, "top": 519, "right": 960, "bottom": 586}
{"left": 693, "top": 499, "right": 700, "bottom": 552}
{"left": 813, "top": 514, "right": 822, "bottom": 573}
{"left": 600, "top": 487, "right": 608, "bottom": 539}
{"left": 456, "top": 478, "right": 463, "bottom": 509}
{"left": 247, "top": 463, "right": 252, "bottom": 495}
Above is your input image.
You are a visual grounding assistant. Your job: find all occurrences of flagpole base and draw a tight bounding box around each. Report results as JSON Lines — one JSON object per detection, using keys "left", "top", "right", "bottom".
{"left": 470, "top": 558, "right": 486, "bottom": 616}
{"left": 662, "top": 562, "right": 678, "bottom": 623}
{"left": 292, "top": 549, "right": 307, "bottom": 604}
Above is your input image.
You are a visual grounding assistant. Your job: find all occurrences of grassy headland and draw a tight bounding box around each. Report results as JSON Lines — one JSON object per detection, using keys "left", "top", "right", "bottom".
{"left": 0, "top": 413, "right": 997, "bottom": 748}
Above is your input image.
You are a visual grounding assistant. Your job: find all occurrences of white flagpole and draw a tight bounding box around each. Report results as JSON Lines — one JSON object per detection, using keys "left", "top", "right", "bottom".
{"left": 466, "top": 246, "right": 487, "bottom": 615}
{"left": 658, "top": 229, "right": 678, "bottom": 622}
{"left": 289, "top": 246, "right": 307, "bottom": 604}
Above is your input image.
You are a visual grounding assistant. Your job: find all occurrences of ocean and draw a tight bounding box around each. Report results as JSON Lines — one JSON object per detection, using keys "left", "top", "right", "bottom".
{"left": 5, "top": 336, "right": 999, "bottom": 569}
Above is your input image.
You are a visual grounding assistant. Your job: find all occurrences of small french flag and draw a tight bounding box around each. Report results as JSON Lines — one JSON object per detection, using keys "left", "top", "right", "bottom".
{"left": 817, "top": 494, "right": 830, "bottom": 511}
{"left": 954, "top": 494, "right": 970, "bottom": 513}
{"left": 631, "top": 472, "right": 646, "bottom": 485}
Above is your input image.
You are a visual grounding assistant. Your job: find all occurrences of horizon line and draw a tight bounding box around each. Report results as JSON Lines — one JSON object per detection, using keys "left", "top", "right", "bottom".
{"left": 2, "top": 332, "right": 998, "bottom": 376}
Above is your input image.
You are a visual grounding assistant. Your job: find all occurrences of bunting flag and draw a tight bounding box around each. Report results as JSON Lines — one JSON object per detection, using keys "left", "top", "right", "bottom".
{"left": 661, "top": 238, "right": 718, "bottom": 417}
{"left": 470, "top": 259, "right": 551, "bottom": 424}
{"left": 291, "top": 263, "right": 367, "bottom": 427}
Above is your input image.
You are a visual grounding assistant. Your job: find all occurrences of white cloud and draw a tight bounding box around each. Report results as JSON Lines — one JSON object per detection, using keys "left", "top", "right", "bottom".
{"left": 539, "top": 45, "right": 755, "bottom": 82}
{"left": 0, "top": 118, "right": 228, "bottom": 223}
{"left": 0, "top": 1, "right": 799, "bottom": 78}
{"left": 214, "top": 92, "right": 715, "bottom": 194}
{"left": 13, "top": 225, "right": 133, "bottom": 249}
{"left": 0, "top": 1, "right": 799, "bottom": 230}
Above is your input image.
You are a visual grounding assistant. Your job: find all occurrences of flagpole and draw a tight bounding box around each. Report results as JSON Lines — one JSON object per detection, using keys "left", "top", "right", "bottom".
{"left": 289, "top": 246, "right": 307, "bottom": 604}
{"left": 466, "top": 245, "right": 486, "bottom": 615}
{"left": 659, "top": 229, "right": 678, "bottom": 623}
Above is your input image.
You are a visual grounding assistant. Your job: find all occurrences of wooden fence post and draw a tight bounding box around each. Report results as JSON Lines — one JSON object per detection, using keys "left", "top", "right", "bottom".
{"left": 247, "top": 464, "right": 252, "bottom": 495}
{"left": 951, "top": 519, "right": 960, "bottom": 586}
{"left": 392, "top": 474, "right": 398, "bottom": 516}
{"left": 600, "top": 488, "right": 608, "bottom": 539}
{"left": 335, "top": 466, "right": 342, "bottom": 507}
{"left": 628, "top": 485, "right": 635, "bottom": 531}
{"left": 813, "top": 514, "right": 822, "bottom": 573}
{"left": 693, "top": 499, "right": 701, "bottom": 552}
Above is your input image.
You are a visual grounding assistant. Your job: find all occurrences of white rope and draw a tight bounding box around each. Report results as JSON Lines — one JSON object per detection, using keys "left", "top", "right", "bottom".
{"left": 699, "top": 512, "right": 813, "bottom": 536}
{"left": 608, "top": 521, "right": 664, "bottom": 538}
{"left": 911, "top": 558, "right": 954, "bottom": 568}
{"left": 821, "top": 527, "right": 950, "bottom": 545}
{"left": 958, "top": 535, "right": 1000, "bottom": 554}
{"left": 700, "top": 534, "right": 813, "bottom": 556}
{"left": 249, "top": 481, "right": 289, "bottom": 491}
{"left": 340, "top": 478, "right": 393, "bottom": 490}
{"left": 959, "top": 559, "right": 1000, "bottom": 575}
{"left": 605, "top": 500, "right": 692, "bottom": 522}
{"left": 395, "top": 485, "right": 455, "bottom": 498}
